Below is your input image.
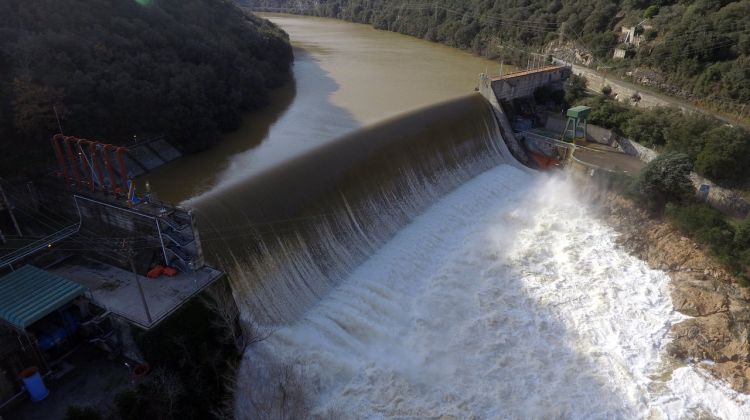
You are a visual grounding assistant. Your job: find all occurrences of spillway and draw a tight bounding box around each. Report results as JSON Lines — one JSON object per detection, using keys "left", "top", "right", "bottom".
{"left": 188, "top": 93, "right": 750, "bottom": 418}
{"left": 193, "top": 94, "right": 518, "bottom": 325}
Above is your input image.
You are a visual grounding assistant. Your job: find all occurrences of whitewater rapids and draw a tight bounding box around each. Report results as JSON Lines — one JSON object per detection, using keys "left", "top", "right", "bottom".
{"left": 238, "top": 165, "right": 750, "bottom": 419}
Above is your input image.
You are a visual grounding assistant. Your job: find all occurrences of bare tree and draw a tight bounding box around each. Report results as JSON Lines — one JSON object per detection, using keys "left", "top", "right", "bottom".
{"left": 202, "top": 279, "right": 274, "bottom": 353}
{"left": 235, "top": 360, "right": 314, "bottom": 420}
{"left": 147, "top": 368, "right": 185, "bottom": 419}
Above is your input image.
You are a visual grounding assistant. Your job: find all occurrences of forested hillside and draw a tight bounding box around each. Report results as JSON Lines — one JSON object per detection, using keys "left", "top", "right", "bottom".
{"left": 0, "top": 0, "right": 293, "bottom": 176}
{"left": 247, "top": 0, "right": 749, "bottom": 114}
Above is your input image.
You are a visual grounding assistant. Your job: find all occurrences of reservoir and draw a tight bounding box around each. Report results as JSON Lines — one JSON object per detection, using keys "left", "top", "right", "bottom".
{"left": 142, "top": 13, "right": 506, "bottom": 203}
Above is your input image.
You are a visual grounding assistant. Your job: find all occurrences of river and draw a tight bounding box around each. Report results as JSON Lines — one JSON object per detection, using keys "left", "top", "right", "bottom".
{"left": 142, "top": 13, "right": 750, "bottom": 418}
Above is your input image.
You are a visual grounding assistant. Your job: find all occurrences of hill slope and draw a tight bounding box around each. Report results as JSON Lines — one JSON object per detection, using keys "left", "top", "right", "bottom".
{"left": 247, "top": 0, "right": 749, "bottom": 114}
{"left": 0, "top": 0, "right": 293, "bottom": 175}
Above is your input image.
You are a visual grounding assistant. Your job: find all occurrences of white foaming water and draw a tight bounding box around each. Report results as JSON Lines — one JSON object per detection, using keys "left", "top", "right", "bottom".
{"left": 239, "top": 165, "right": 750, "bottom": 419}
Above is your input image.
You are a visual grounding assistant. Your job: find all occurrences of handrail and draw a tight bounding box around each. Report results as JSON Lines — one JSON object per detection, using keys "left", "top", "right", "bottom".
{"left": 0, "top": 225, "right": 79, "bottom": 270}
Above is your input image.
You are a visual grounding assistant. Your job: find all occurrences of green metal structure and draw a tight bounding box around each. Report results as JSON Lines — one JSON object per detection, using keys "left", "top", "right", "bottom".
{"left": 562, "top": 106, "right": 591, "bottom": 143}
{"left": 0, "top": 265, "right": 84, "bottom": 330}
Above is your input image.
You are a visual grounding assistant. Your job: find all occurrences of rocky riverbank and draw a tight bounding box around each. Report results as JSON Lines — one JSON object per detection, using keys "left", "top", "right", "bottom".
{"left": 593, "top": 190, "right": 750, "bottom": 393}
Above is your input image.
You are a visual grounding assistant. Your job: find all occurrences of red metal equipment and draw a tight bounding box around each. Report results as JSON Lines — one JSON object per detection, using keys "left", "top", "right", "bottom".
{"left": 86, "top": 140, "right": 106, "bottom": 193}
{"left": 51, "top": 134, "right": 69, "bottom": 182}
{"left": 115, "top": 147, "right": 130, "bottom": 193}
{"left": 75, "top": 139, "right": 94, "bottom": 191}
{"left": 50, "top": 135, "right": 132, "bottom": 197}
{"left": 63, "top": 137, "right": 83, "bottom": 190}
{"left": 102, "top": 144, "right": 119, "bottom": 195}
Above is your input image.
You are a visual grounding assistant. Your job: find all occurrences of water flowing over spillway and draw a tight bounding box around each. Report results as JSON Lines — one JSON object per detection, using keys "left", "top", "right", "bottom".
{"left": 194, "top": 94, "right": 518, "bottom": 324}
{"left": 235, "top": 169, "right": 750, "bottom": 418}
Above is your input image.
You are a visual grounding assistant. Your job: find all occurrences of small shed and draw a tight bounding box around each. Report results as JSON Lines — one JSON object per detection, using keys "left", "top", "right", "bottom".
{"left": 0, "top": 266, "right": 84, "bottom": 330}
{"left": 0, "top": 265, "right": 85, "bottom": 405}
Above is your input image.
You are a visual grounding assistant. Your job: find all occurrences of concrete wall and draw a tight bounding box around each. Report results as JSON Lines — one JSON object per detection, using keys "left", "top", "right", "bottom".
{"left": 490, "top": 67, "right": 570, "bottom": 101}
{"left": 478, "top": 74, "right": 530, "bottom": 165}
{"left": 479, "top": 67, "right": 572, "bottom": 166}
{"left": 689, "top": 174, "right": 750, "bottom": 219}
{"left": 74, "top": 196, "right": 166, "bottom": 270}
{"left": 612, "top": 134, "right": 749, "bottom": 219}
{"left": 490, "top": 66, "right": 571, "bottom": 102}
{"left": 615, "top": 136, "right": 658, "bottom": 163}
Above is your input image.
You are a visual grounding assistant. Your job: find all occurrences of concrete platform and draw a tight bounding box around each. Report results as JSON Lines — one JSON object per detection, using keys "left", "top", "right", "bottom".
{"left": 572, "top": 142, "right": 646, "bottom": 175}
{"left": 50, "top": 257, "right": 223, "bottom": 329}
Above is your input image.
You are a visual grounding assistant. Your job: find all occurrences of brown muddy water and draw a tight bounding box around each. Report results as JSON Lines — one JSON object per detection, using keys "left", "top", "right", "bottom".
{"left": 140, "top": 13, "right": 506, "bottom": 204}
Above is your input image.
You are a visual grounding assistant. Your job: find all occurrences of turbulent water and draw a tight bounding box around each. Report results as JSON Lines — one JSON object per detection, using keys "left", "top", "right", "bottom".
{"left": 236, "top": 168, "right": 750, "bottom": 419}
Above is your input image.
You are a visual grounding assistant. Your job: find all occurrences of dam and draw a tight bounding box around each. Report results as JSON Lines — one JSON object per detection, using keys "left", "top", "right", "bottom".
{"left": 138, "top": 13, "right": 750, "bottom": 419}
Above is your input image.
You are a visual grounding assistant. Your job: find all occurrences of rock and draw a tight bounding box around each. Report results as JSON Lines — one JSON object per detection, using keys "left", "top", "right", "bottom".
{"left": 669, "top": 313, "right": 735, "bottom": 362}
{"left": 671, "top": 286, "right": 727, "bottom": 317}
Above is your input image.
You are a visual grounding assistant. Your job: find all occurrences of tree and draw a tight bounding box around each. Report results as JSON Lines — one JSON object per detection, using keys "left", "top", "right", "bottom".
{"left": 635, "top": 152, "right": 694, "bottom": 210}
{"left": 736, "top": 218, "right": 750, "bottom": 249}
{"left": 201, "top": 280, "right": 273, "bottom": 353}
{"left": 565, "top": 74, "right": 588, "bottom": 104}
{"left": 622, "top": 107, "right": 676, "bottom": 147}
{"left": 643, "top": 5, "right": 659, "bottom": 18}
{"left": 0, "top": 0, "right": 293, "bottom": 176}
{"left": 694, "top": 126, "right": 750, "bottom": 187}
{"left": 11, "top": 75, "right": 64, "bottom": 140}
{"left": 664, "top": 115, "right": 713, "bottom": 161}
{"left": 630, "top": 92, "right": 642, "bottom": 105}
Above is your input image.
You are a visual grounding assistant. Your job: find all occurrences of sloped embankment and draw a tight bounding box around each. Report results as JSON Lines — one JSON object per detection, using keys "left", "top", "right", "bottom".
{"left": 596, "top": 191, "right": 750, "bottom": 393}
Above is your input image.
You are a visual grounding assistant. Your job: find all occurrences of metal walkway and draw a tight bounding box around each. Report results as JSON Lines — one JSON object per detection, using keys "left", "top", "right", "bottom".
{"left": 0, "top": 224, "right": 80, "bottom": 271}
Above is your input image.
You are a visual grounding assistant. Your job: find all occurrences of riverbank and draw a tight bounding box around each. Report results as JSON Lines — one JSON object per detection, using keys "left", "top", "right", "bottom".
{"left": 590, "top": 187, "right": 750, "bottom": 393}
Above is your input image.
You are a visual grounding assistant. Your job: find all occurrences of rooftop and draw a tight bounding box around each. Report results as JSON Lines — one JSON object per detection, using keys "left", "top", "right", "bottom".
{"left": 50, "top": 257, "right": 222, "bottom": 329}
{"left": 0, "top": 265, "right": 84, "bottom": 330}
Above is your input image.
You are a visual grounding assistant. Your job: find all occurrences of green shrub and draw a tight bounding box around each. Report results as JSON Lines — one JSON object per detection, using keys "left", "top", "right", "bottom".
{"left": 565, "top": 74, "right": 588, "bottom": 105}
{"left": 695, "top": 126, "right": 750, "bottom": 188}
{"left": 668, "top": 203, "right": 738, "bottom": 265}
{"left": 581, "top": 96, "right": 636, "bottom": 131}
{"left": 664, "top": 115, "right": 713, "bottom": 161}
{"left": 736, "top": 218, "right": 750, "bottom": 248}
{"left": 622, "top": 108, "right": 677, "bottom": 147}
{"left": 635, "top": 152, "right": 694, "bottom": 210}
{"left": 644, "top": 5, "right": 659, "bottom": 18}
{"left": 601, "top": 85, "right": 613, "bottom": 96}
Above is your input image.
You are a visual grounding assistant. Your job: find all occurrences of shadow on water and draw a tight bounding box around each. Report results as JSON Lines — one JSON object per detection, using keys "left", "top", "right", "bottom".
{"left": 140, "top": 48, "right": 360, "bottom": 203}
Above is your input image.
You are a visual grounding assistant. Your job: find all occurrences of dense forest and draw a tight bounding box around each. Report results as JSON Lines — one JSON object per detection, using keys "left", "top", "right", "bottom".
{"left": 246, "top": 0, "right": 750, "bottom": 115}
{"left": 0, "top": 0, "right": 293, "bottom": 176}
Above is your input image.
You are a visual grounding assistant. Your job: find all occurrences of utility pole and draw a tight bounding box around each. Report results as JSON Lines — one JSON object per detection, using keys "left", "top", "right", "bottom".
{"left": 125, "top": 241, "right": 152, "bottom": 325}
{"left": 559, "top": 22, "right": 566, "bottom": 45}
{"left": 53, "top": 105, "right": 64, "bottom": 135}
{"left": 0, "top": 183, "right": 22, "bottom": 238}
